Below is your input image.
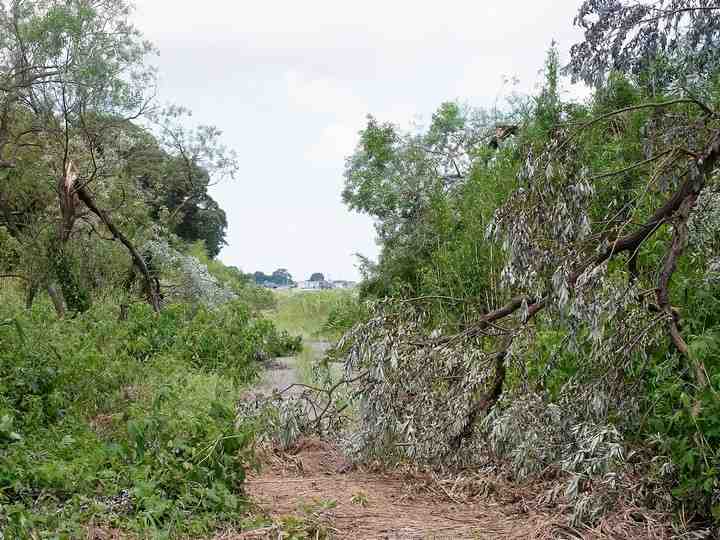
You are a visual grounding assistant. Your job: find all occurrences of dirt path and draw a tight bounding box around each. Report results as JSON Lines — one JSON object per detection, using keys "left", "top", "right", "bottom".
{"left": 238, "top": 342, "right": 549, "bottom": 539}
{"left": 251, "top": 356, "right": 302, "bottom": 396}
{"left": 243, "top": 439, "right": 552, "bottom": 539}
{"left": 251, "top": 341, "right": 330, "bottom": 398}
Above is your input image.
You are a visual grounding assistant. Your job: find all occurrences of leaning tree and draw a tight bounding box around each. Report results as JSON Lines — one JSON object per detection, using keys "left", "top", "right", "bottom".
{"left": 0, "top": 0, "right": 163, "bottom": 314}
{"left": 277, "top": 2, "right": 720, "bottom": 526}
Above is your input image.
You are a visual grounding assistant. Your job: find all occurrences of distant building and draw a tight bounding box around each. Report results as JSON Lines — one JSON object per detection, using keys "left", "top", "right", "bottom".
{"left": 295, "top": 278, "right": 357, "bottom": 291}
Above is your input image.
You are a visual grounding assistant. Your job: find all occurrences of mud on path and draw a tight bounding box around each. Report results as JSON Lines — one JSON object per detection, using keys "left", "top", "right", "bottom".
{"left": 250, "top": 341, "right": 331, "bottom": 399}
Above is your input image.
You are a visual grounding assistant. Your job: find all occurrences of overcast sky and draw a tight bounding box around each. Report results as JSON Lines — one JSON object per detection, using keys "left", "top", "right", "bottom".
{"left": 133, "top": 0, "right": 585, "bottom": 281}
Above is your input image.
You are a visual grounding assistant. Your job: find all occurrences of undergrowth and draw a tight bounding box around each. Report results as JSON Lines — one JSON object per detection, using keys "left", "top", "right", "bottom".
{"left": 0, "top": 287, "right": 299, "bottom": 538}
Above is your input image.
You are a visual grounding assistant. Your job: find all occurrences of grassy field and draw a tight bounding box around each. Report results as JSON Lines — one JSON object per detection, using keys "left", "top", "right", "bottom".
{"left": 264, "top": 289, "right": 361, "bottom": 385}
{"left": 266, "top": 289, "right": 357, "bottom": 340}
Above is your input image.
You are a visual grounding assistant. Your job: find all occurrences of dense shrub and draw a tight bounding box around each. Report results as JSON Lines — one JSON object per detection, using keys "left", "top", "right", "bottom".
{"left": 333, "top": 44, "right": 720, "bottom": 531}
{"left": 0, "top": 289, "right": 296, "bottom": 536}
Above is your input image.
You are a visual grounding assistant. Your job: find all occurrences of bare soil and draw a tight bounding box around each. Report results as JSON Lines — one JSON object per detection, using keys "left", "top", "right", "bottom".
{"left": 232, "top": 343, "right": 552, "bottom": 539}
{"left": 251, "top": 356, "right": 302, "bottom": 396}
{"left": 240, "top": 438, "right": 553, "bottom": 539}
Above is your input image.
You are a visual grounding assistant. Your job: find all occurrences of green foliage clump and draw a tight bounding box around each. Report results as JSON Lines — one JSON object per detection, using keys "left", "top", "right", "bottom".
{"left": 49, "top": 245, "right": 91, "bottom": 314}
{"left": 641, "top": 279, "right": 720, "bottom": 521}
{"left": 0, "top": 287, "right": 296, "bottom": 537}
{"left": 339, "top": 32, "right": 720, "bottom": 530}
{"left": 322, "top": 295, "right": 369, "bottom": 340}
{"left": 176, "top": 303, "right": 301, "bottom": 374}
{"left": 235, "top": 284, "right": 278, "bottom": 313}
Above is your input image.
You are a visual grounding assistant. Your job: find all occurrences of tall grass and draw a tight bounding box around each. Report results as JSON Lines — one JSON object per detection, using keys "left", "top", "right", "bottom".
{"left": 265, "top": 290, "right": 363, "bottom": 387}
{"left": 267, "top": 290, "right": 356, "bottom": 340}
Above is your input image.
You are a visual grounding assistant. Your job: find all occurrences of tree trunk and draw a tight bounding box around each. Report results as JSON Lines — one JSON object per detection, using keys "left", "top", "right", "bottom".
{"left": 450, "top": 350, "right": 507, "bottom": 449}
{"left": 75, "top": 185, "right": 161, "bottom": 313}
{"left": 58, "top": 162, "right": 79, "bottom": 244}
{"left": 46, "top": 161, "right": 81, "bottom": 317}
{"left": 47, "top": 283, "right": 66, "bottom": 318}
{"left": 25, "top": 281, "right": 38, "bottom": 310}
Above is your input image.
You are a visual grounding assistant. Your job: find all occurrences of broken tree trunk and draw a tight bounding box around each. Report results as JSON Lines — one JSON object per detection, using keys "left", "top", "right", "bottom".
{"left": 74, "top": 184, "right": 161, "bottom": 314}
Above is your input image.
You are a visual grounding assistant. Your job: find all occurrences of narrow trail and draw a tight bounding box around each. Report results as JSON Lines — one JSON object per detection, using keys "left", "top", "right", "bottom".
{"left": 244, "top": 439, "right": 549, "bottom": 539}
{"left": 239, "top": 339, "right": 547, "bottom": 539}
{"left": 251, "top": 341, "right": 330, "bottom": 398}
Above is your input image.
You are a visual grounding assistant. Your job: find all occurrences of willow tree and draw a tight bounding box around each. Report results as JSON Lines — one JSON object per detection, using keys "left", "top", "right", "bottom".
{"left": 330, "top": 1, "right": 720, "bottom": 527}
{"left": 0, "top": 0, "right": 162, "bottom": 313}
{"left": 342, "top": 103, "right": 515, "bottom": 300}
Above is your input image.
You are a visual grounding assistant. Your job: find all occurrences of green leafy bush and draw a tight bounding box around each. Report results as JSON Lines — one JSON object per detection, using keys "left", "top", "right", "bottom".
{"left": 122, "top": 377, "right": 256, "bottom": 531}
{"left": 234, "top": 284, "right": 277, "bottom": 313}
{"left": 122, "top": 304, "right": 187, "bottom": 360}
{"left": 0, "top": 289, "right": 293, "bottom": 536}
{"left": 642, "top": 279, "right": 720, "bottom": 522}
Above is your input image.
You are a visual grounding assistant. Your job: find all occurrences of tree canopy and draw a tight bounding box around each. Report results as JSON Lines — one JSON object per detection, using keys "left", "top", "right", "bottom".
{"left": 0, "top": 0, "right": 238, "bottom": 316}
{"left": 335, "top": 3, "right": 720, "bottom": 528}
{"left": 253, "top": 268, "right": 294, "bottom": 287}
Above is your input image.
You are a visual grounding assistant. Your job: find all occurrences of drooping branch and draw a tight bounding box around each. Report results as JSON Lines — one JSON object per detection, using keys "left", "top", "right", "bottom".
{"left": 482, "top": 296, "right": 528, "bottom": 324}
{"left": 575, "top": 99, "right": 708, "bottom": 132}
{"left": 277, "top": 371, "right": 371, "bottom": 433}
{"left": 455, "top": 132, "right": 720, "bottom": 434}
{"left": 570, "top": 130, "right": 720, "bottom": 288}
{"left": 656, "top": 194, "right": 708, "bottom": 390}
{"left": 74, "top": 182, "right": 161, "bottom": 313}
{"left": 447, "top": 297, "right": 548, "bottom": 444}
{"left": 451, "top": 349, "right": 508, "bottom": 448}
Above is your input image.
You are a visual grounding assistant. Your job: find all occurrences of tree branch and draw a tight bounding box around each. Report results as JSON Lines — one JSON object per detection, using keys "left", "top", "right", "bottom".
{"left": 570, "top": 130, "right": 720, "bottom": 288}
{"left": 75, "top": 183, "right": 161, "bottom": 313}
{"left": 656, "top": 194, "right": 708, "bottom": 391}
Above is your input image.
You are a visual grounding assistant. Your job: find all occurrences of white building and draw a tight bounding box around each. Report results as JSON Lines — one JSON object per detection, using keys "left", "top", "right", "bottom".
{"left": 296, "top": 280, "right": 321, "bottom": 290}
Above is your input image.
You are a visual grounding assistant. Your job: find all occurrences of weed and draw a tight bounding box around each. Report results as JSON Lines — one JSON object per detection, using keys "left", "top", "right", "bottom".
{"left": 350, "top": 490, "right": 369, "bottom": 507}
{"left": 0, "top": 287, "right": 293, "bottom": 537}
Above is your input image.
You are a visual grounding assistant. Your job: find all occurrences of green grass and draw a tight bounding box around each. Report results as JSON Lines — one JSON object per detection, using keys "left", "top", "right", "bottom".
{"left": 267, "top": 290, "right": 357, "bottom": 340}
{"left": 295, "top": 346, "right": 321, "bottom": 386}
{"left": 265, "top": 290, "right": 360, "bottom": 387}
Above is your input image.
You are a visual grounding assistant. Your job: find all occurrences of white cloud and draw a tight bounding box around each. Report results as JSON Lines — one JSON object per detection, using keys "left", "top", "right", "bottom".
{"left": 132, "top": 0, "right": 590, "bottom": 280}
{"left": 304, "top": 122, "right": 359, "bottom": 169}
{"left": 282, "top": 70, "right": 368, "bottom": 168}
{"left": 284, "top": 71, "right": 368, "bottom": 117}
{"left": 136, "top": 1, "right": 517, "bottom": 43}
